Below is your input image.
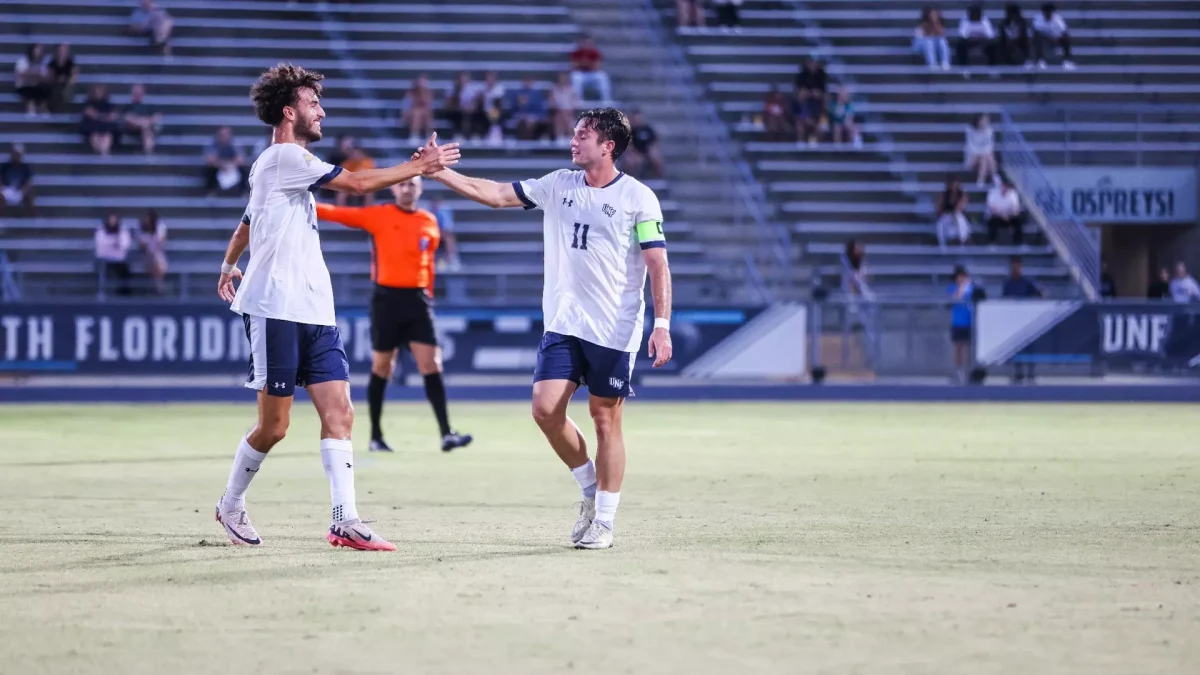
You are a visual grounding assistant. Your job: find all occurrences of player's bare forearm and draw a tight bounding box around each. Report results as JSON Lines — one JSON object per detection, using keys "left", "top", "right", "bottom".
{"left": 644, "top": 248, "right": 673, "bottom": 321}
{"left": 431, "top": 169, "right": 523, "bottom": 209}
{"left": 331, "top": 135, "right": 460, "bottom": 196}
{"left": 224, "top": 220, "right": 249, "bottom": 266}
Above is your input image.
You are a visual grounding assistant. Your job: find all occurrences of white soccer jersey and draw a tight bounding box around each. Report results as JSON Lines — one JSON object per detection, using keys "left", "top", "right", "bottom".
{"left": 230, "top": 142, "right": 342, "bottom": 326}
{"left": 514, "top": 169, "right": 665, "bottom": 353}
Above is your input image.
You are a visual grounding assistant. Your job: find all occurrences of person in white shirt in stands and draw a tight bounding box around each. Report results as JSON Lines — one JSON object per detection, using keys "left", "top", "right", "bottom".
{"left": 936, "top": 176, "right": 971, "bottom": 248}
{"left": 1169, "top": 262, "right": 1200, "bottom": 302}
{"left": 985, "top": 175, "right": 1026, "bottom": 247}
{"left": 95, "top": 211, "right": 132, "bottom": 296}
{"left": 956, "top": 4, "right": 997, "bottom": 68}
{"left": 964, "top": 113, "right": 997, "bottom": 187}
{"left": 1032, "top": 2, "right": 1075, "bottom": 70}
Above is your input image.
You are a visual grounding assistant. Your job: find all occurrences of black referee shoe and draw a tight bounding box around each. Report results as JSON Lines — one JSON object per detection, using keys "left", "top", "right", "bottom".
{"left": 441, "top": 431, "right": 473, "bottom": 453}
{"left": 368, "top": 438, "right": 394, "bottom": 453}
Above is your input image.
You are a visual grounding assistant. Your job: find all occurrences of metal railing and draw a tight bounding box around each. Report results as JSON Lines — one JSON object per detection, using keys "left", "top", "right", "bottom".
{"left": 999, "top": 110, "right": 1100, "bottom": 300}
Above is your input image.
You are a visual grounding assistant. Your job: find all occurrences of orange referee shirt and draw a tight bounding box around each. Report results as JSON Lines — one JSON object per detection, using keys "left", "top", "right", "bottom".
{"left": 316, "top": 203, "right": 440, "bottom": 294}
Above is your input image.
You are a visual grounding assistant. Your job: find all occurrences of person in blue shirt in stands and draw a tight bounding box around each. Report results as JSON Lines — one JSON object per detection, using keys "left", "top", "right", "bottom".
{"left": 949, "top": 265, "right": 978, "bottom": 384}
{"left": 1002, "top": 257, "right": 1043, "bottom": 383}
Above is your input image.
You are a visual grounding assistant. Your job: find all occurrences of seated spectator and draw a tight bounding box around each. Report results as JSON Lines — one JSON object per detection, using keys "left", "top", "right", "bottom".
{"left": 794, "top": 58, "right": 828, "bottom": 99}
{"left": 964, "top": 113, "right": 996, "bottom": 187}
{"left": 762, "top": 85, "right": 792, "bottom": 142}
{"left": 676, "top": 0, "right": 705, "bottom": 30}
{"left": 46, "top": 44, "right": 79, "bottom": 114}
{"left": 569, "top": 35, "right": 613, "bottom": 104}
{"left": 792, "top": 88, "right": 825, "bottom": 148}
{"left": 1147, "top": 267, "right": 1170, "bottom": 300}
{"left": 1170, "top": 262, "right": 1200, "bottom": 302}
{"left": 481, "top": 71, "right": 507, "bottom": 146}
{"left": 623, "top": 111, "right": 665, "bottom": 179}
{"left": 828, "top": 86, "right": 860, "bottom": 148}
{"left": 80, "top": 85, "right": 120, "bottom": 156}
{"left": 914, "top": 6, "right": 951, "bottom": 70}
{"left": 444, "top": 71, "right": 486, "bottom": 140}
{"left": 204, "top": 126, "right": 248, "bottom": 197}
{"left": 0, "top": 145, "right": 35, "bottom": 217}
{"left": 431, "top": 195, "right": 461, "bottom": 271}
{"left": 400, "top": 73, "right": 434, "bottom": 145}
{"left": 123, "top": 84, "right": 161, "bottom": 155}
{"left": 948, "top": 265, "right": 978, "bottom": 384}
{"left": 713, "top": 0, "right": 743, "bottom": 32}
{"left": 509, "top": 76, "right": 550, "bottom": 141}
{"left": 130, "top": 0, "right": 174, "bottom": 57}
{"left": 936, "top": 176, "right": 970, "bottom": 248}
{"left": 550, "top": 71, "right": 579, "bottom": 144}
{"left": 1100, "top": 261, "right": 1117, "bottom": 298}
{"left": 1032, "top": 2, "right": 1075, "bottom": 70}
{"left": 842, "top": 239, "right": 871, "bottom": 298}
{"left": 338, "top": 146, "right": 376, "bottom": 206}
{"left": 986, "top": 176, "right": 1026, "bottom": 246}
{"left": 14, "top": 44, "right": 50, "bottom": 118}
{"left": 136, "top": 209, "right": 168, "bottom": 294}
{"left": 997, "top": 4, "right": 1030, "bottom": 66}
{"left": 956, "top": 4, "right": 997, "bottom": 67}
{"left": 95, "top": 212, "right": 132, "bottom": 297}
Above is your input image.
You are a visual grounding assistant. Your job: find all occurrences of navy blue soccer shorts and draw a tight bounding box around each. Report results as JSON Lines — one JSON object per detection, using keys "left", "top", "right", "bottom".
{"left": 242, "top": 315, "right": 350, "bottom": 397}
{"left": 533, "top": 331, "right": 635, "bottom": 399}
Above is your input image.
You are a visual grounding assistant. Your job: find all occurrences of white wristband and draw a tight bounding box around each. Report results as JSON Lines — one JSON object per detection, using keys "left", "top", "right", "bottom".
{"left": 653, "top": 317, "right": 670, "bottom": 331}
{"left": 221, "top": 262, "right": 237, "bottom": 275}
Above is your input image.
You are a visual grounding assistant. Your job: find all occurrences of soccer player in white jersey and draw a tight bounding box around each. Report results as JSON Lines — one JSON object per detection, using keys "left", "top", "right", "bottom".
{"left": 419, "top": 108, "right": 672, "bottom": 549}
{"left": 213, "top": 64, "right": 459, "bottom": 551}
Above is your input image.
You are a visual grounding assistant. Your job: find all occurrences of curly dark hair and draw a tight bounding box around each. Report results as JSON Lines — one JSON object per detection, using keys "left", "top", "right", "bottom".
{"left": 576, "top": 108, "right": 632, "bottom": 161}
{"left": 250, "top": 63, "right": 324, "bottom": 127}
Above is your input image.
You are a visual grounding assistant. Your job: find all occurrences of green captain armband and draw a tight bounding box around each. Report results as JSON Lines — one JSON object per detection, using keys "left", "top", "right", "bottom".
{"left": 636, "top": 220, "right": 666, "bottom": 250}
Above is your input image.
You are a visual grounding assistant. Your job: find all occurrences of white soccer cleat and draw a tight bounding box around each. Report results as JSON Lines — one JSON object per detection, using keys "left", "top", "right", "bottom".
{"left": 572, "top": 500, "right": 596, "bottom": 544}
{"left": 327, "top": 519, "right": 397, "bottom": 552}
{"left": 574, "top": 520, "right": 613, "bottom": 550}
{"left": 215, "top": 501, "right": 262, "bottom": 546}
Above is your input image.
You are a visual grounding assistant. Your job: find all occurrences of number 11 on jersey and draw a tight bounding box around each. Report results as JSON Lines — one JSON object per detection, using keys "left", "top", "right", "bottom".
{"left": 571, "top": 222, "right": 590, "bottom": 250}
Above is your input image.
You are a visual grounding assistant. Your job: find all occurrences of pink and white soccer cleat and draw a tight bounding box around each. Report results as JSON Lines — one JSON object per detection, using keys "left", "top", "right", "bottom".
{"left": 327, "top": 519, "right": 396, "bottom": 551}
{"left": 215, "top": 501, "right": 262, "bottom": 546}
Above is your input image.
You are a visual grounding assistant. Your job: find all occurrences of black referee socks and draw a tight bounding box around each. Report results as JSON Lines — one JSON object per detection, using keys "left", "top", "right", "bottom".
{"left": 423, "top": 373, "right": 452, "bottom": 437}
{"left": 367, "top": 373, "right": 388, "bottom": 441}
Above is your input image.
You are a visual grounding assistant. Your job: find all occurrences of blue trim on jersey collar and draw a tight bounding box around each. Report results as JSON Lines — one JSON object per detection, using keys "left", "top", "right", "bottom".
{"left": 309, "top": 165, "right": 343, "bottom": 193}
{"left": 583, "top": 171, "right": 624, "bottom": 189}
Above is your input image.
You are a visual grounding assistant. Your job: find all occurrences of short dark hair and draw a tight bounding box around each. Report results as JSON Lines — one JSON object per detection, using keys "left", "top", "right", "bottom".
{"left": 953, "top": 264, "right": 968, "bottom": 278}
{"left": 576, "top": 108, "right": 632, "bottom": 160}
{"left": 250, "top": 63, "right": 324, "bottom": 127}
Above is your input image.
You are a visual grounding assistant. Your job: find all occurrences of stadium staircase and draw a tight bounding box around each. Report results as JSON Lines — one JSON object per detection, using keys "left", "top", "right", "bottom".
{"left": 0, "top": 0, "right": 727, "bottom": 305}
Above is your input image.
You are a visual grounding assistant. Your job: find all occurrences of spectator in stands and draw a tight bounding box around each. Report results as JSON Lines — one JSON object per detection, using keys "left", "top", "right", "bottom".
{"left": 95, "top": 212, "right": 132, "bottom": 297}
{"left": 136, "top": 209, "right": 168, "bottom": 294}
{"left": 623, "top": 111, "right": 665, "bottom": 179}
{"left": 985, "top": 176, "right": 1025, "bottom": 246}
{"left": 842, "top": 239, "right": 871, "bottom": 298}
{"left": 948, "top": 265, "right": 978, "bottom": 383}
{"left": 431, "top": 195, "right": 462, "bottom": 272}
{"left": 762, "top": 84, "right": 792, "bottom": 142}
{"left": 401, "top": 74, "right": 434, "bottom": 145}
{"left": 713, "top": 0, "right": 743, "bottom": 33}
{"left": 1100, "top": 261, "right": 1117, "bottom": 298}
{"left": 327, "top": 134, "right": 354, "bottom": 168}
{"left": 130, "top": 0, "right": 174, "bottom": 57}
{"left": 792, "top": 88, "right": 825, "bottom": 148}
{"left": 1032, "top": 3, "right": 1074, "bottom": 70}
{"left": 997, "top": 4, "right": 1030, "bottom": 66}
{"left": 828, "top": 86, "right": 860, "bottom": 148}
{"left": 204, "top": 126, "right": 248, "bottom": 197}
{"left": 482, "top": 71, "right": 507, "bottom": 146}
{"left": 964, "top": 113, "right": 996, "bottom": 187}
{"left": 14, "top": 44, "right": 50, "bottom": 118}
{"left": 676, "top": 0, "right": 705, "bottom": 31}
{"left": 123, "top": 84, "right": 161, "bottom": 155}
{"left": 0, "top": 145, "right": 35, "bottom": 217}
{"left": 338, "top": 146, "right": 376, "bottom": 206}
{"left": 956, "top": 4, "right": 997, "bottom": 68}
{"left": 569, "top": 35, "right": 613, "bottom": 104}
{"left": 509, "top": 76, "right": 550, "bottom": 142}
{"left": 445, "top": 71, "right": 486, "bottom": 140}
{"left": 80, "top": 85, "right": 120, "bottom": 157}
{"left": 550, "top": 72, "right": 579, "bottom": 145}
{"left": 46, "top": 44, "right": 79, "bottom": 114}
{"left": 936, "top": 176, "right": 970, "bottom": 248}
{"left": 1002, "top": 257, "right": 1042, "bottom": 382}
{"left": 1169, "top": 262, "right": 1200, "bottom": 302}
{"left": 1147, "top": 267, "right": 1171, "bottom": 300}
{"left": 794, "top": 58, "right": 828, "bottom": 99}
{"left": 914, "top": 6, "right": 951, "bottom": 70}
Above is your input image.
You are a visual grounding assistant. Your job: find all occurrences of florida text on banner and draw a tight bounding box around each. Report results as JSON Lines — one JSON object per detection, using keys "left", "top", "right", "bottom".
{"left": 1030, "top": 166, "right": 1197, "bottom": 224}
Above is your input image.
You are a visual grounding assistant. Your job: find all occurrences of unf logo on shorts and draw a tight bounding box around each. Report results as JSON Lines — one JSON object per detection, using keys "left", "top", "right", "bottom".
{"left": 602, "top": 203, "right": 616, "bottom": 218}
{"left": 609, "top": 377, "right": 625, "bottom": 389}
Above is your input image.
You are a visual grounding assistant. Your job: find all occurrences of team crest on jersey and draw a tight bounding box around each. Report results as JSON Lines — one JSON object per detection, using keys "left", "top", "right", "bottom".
{"left": 602, "top": 203, "right": 616, "bottom": 218}
{"left": 419, "top": 236, "right": 431, "bottom": 252}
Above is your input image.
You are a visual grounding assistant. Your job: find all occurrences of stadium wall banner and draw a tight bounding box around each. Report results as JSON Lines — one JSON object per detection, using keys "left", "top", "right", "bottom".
{"left": 1029, "top": 166, "right": 1197, "bottom": 224}
{"left": 975, "top": 300, "right": 1200, "bottom": 368}
{"left": 0, "top": 304, "right": 762, "bottom": 376}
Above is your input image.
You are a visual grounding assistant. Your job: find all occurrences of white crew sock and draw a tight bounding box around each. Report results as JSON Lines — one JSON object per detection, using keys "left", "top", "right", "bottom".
{"left": 320, "top": 438, "right": 359, "bottom": 523}
{"left": 594, "top": 490, "right": 620, "bottom": 528}
{"left": 571, "top": 459, "right": 597, "bottom": 501}
{"left": 220, "top": 436, "right": 266, "bottom": 513}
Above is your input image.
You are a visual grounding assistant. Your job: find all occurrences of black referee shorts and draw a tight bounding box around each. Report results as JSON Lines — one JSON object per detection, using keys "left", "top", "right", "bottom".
{"left": 370, "top": 286, "right": 438, "bottom": 352}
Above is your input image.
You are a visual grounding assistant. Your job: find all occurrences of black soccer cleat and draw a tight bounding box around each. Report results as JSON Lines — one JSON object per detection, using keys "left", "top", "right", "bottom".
{"left": 441, "top": 431, "right": 473, "bottom": 453}
{"left": 368, "top": 438, "right": 394, "bottom": 453}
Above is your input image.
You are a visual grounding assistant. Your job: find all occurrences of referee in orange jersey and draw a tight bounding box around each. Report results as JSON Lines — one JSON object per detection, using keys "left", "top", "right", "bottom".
{"left": 316, "top": 177, "right": 472, "bottom": 453}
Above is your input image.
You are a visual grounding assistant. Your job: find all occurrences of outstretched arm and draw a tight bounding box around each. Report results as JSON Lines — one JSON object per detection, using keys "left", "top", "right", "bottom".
{"left": 644, "top": 247, "right": 673, "bottom": 368}
{"left": 430, "top": 168, "right": 525, "bottom": 209}
{"left": 325, "top": 134, "right": 460, "bottom": 196}
{"left": 315, "top": 203, "right": 374, "bottom": 231}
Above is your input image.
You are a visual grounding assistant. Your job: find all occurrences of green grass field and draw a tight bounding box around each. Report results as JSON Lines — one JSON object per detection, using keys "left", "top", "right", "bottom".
{"left": 1, "top": 402, "right": 1198, "bottom": 675}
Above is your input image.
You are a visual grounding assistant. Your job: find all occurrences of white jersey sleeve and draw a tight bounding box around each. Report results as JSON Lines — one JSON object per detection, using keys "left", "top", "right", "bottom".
{"left": 275, "top": 143, "right": 343, "bottom": 194}
{"left": 512, "top": 169, "right": 569, "bottom": 210}
{"left": 633, "top": 185, "right": 666, "bottom": 250}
